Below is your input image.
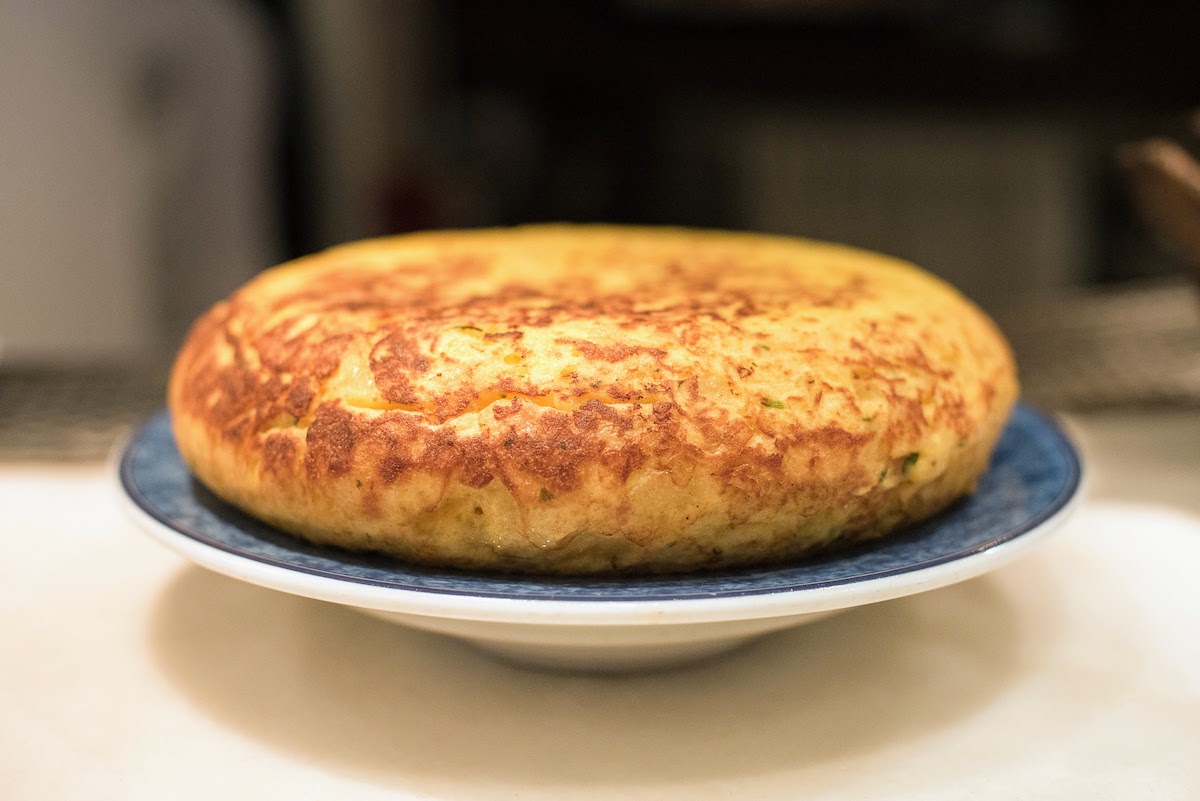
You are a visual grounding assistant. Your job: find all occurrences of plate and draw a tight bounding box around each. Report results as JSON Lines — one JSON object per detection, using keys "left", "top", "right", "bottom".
{"left": 118, "top": 404, "right": 1082, "bottom": 672}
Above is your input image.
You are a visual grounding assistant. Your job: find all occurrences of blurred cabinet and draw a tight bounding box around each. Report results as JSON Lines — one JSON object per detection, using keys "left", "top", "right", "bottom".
{"left": 727, "top": 110, "right": 1092, "bottom": 310}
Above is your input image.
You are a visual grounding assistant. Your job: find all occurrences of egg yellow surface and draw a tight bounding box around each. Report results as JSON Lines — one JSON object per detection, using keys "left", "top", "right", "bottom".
{"left": 169, "top": 225, "right": 1017, "bottom": 574}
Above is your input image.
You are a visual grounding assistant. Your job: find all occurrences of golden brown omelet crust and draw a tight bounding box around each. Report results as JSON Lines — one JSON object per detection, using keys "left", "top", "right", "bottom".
{"left": 169, "top": 225, "right": 1018, "bottom": 574}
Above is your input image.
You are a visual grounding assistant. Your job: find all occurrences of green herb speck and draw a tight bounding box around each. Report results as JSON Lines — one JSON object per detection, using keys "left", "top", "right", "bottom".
{"left": 453, "top": 325, "right": 482, "bottom": 332}
{"left": 355, "top": 480, "right": 362, "bottom": 489}
{"left": 903, "top": 452, "right": 920, "bottom": 474}
{"left": 539, "top": 487, "right": 554, "bottom": 502}
{"left": 761, "top": 398, "right": 786, "bottom": 409}
{"left": 878, "top": 468, "right": 888, "bottom": 483}
{"left": 862, "top": 415, "right": 875, "bottom": 422}
{"left": 503, "top": 438, "right": 514, "bottom": 448}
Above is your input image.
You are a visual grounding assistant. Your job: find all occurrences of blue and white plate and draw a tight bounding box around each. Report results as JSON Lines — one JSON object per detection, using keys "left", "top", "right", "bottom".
{"left": 118, "top": 404, "right": 1082, "bottom": 672}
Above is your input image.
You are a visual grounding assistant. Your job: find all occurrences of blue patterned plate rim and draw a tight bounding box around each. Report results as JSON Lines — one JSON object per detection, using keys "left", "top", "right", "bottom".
{"left": 119, "top": 404, "right": 1081, "bottom": 604}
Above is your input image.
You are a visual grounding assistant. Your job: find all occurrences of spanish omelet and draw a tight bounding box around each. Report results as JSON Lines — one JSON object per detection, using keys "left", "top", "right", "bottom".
{"left": 168, "top": 225, "right": 1018, "bottom": 574}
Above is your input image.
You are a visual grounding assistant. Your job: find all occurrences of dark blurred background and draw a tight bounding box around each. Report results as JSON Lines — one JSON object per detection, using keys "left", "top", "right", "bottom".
{"left": 3, "top": 0, "right": 1200, "bottom": 458}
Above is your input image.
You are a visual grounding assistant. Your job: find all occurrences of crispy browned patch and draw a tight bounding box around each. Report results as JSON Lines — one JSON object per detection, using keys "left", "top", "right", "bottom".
{"left": 304, "top": 402, "right": 356, "bottom": 479}
{"left": 261, "top": 432, "right": 298, "bottom": 478}
{"left": 557, "top": 338, "right": 667, "bottom": 363}
{"left": 370, "top": 332, "right": 431, "bottom": 405}
{"left": 484, "top": 330, "right": 524, "bottom": 342}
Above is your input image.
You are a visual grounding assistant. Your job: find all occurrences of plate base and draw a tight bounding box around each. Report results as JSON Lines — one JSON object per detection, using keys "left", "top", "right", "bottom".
{"left": 359, "top": 608, "right": 843, "bottom": 672}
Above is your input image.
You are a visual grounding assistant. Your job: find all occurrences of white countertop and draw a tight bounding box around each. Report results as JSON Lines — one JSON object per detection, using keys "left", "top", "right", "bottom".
{"left": 4, "top": 410, "right": 1200, "bottom": 800}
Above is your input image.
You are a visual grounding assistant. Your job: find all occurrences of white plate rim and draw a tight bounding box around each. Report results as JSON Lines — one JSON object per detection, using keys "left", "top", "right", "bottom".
{"left": 118, "top": 458, "right": 1085, "bottom": 627}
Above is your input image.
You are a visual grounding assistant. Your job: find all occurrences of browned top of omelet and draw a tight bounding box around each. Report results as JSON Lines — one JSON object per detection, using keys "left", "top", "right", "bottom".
{"left": 169, "top": 225, "right": 1015, "bottom": 510}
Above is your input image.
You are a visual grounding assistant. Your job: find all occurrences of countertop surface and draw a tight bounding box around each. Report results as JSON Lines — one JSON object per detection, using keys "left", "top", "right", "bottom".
{"left": 4, "top": 410, "right": 1200, "bottom": 800}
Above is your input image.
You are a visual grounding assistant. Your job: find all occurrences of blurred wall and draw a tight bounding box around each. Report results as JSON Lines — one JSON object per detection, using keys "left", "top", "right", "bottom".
{"left": 0, "top": 0, "right": 279, "bottom": 366}
{"left": 5, "top": 0, "right": 1197, "bottom": 369}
